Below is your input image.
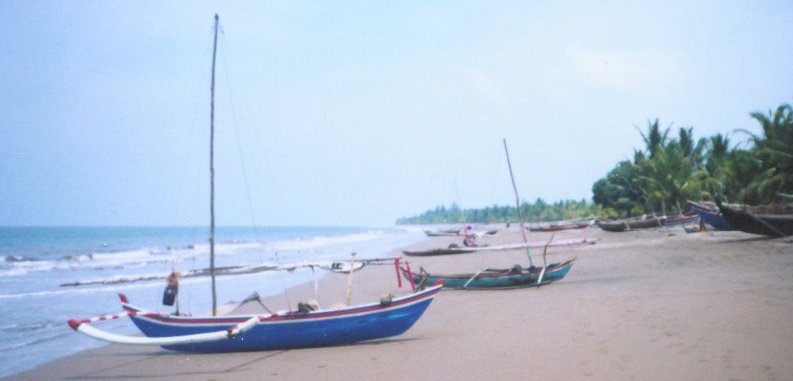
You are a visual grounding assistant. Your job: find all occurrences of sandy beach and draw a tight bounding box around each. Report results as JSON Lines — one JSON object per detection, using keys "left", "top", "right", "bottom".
{"left": 5, "top": 226, "right": 793, "bottom": 381}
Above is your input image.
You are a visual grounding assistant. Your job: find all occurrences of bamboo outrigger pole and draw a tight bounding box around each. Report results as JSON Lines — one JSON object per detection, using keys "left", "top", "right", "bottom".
{"left": 210, "top": 14, "right": 219, "bottom": 317}
{"left": 502, "top": 139, "right": 533, "bottom": 267}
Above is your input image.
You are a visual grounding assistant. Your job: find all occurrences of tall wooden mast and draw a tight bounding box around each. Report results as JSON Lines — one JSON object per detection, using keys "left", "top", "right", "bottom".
{"left": 502, "top": 139, "right": 533, "bottom": 267}
{"left": 210, "top": 14, "right": 219, "bottom": 316}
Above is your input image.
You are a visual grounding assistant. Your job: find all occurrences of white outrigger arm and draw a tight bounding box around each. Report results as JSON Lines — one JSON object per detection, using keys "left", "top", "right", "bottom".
{"left": 67, "top": 312, "right": 262, "bottom": 346}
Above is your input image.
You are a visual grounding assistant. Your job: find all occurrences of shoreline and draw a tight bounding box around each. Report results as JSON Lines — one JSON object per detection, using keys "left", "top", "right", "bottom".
{"left": 5, "top": 225, "right": 793, "bottom": 380}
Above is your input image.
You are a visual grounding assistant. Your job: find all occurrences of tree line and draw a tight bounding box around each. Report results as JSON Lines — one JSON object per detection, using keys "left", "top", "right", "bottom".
{"left": 396, "top": 199, "right": 600, "bottom": 225}
{"left": 397, "top": 102, "right": 792, "bottom": 224}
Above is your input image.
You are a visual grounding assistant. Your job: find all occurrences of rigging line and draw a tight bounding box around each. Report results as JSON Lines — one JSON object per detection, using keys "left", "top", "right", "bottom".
{"left": 218, "top": 31, "right": 260, "bottom": 235}
{"left": 218, "top": 30, "right": 293, "bottom": 312}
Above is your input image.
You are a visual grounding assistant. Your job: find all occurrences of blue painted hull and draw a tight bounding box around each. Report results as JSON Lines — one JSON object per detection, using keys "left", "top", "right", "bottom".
{"left": 405, "top": 259, "right": 574, "bottom": 289}
{"left": 694, "top": 209, "right": 733, "bottom": 230}
{"left": 697, "top": 210, "right": 735, "bottom": 230}
{"left": 687, "top": 201, "right": 733, "bottom": 231}
{"left": 124, "top": 284, "right": 442, "bottom": 352}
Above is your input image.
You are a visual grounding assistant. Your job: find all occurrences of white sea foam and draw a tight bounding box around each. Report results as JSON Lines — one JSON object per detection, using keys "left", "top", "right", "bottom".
{"left": 267, "top": 230, "right": 384, "bottom": 252}
{"left": 0, "top": 278, "right": 166, "bottom": 300}
{"left": 0, "top": 268, "right": 28, "bottom": 277}
{"left": 0, "top": 246, "right": 199, "bottom": 277}
{"left": 0, "top": 232, "right": 385, "bottom": 278}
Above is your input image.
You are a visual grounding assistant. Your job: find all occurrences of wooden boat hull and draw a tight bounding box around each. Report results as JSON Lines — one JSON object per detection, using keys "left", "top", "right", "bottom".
{"left": 597, "top": 216, "right": 664, "bottom": 232}
{"left": 121, "top": 284, "right": 442, "bottom": 352}
{"left": 529, "top": 224, "right": 579, "bottom": 232}
{"left": 402, "top": 238, "right": 595, "bottom": 257}
{"left": 403, "top": 259, "right": 574, "bottom": 289}
{"left": 718, "top": 202, "right": 793, "bottom": 237}
{"left": 528, "top": 219, "right": 593, "bottom": 232}
{"left": 662, "top": 215, "right": 699, "bottom": 227}
{"left": 756, "top": 214, "right": 793, "bottom": 236}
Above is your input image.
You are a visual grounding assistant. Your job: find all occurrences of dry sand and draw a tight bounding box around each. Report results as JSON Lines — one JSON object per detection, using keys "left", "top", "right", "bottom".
{"left": 5, "top": 226, "right": 793, "bottom": 381}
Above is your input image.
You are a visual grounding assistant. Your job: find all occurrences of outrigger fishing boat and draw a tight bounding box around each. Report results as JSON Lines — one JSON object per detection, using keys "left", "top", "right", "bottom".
{"left": 402, "top": 258, "right": 575, "bottom": 290}
{"left": 69, "top": 282, "right": 442, "bottom": 352}
{"left": 67, "top": 15, "right": 442, "bottom": 351}
{"left": 402, "top": 237, "right": 595, "bottom": 257}
{"left": 402, "top": 140, "right": 577, "bottom": 289}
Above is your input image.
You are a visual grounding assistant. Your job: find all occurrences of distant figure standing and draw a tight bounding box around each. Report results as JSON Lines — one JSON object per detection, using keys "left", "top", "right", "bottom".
{"left": 463, "top": 225, "right": 477, "bottom": 247}
{"left": 162, "top": 271, "right": 179, "bottom": 306}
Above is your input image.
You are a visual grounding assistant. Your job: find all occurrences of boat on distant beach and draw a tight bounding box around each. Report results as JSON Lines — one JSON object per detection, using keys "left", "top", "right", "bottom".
{"left": 662, "top": 214, "right": 699, "bottom": 227}
{"left": 423, "top": 227, "right": 461, "bottom": 236}
{"left": 67, "top": 15, "right": 442, "bottom": 351}
{"left": 402, "top": 237, "right": 596, "bottom": 256}
{"left": 716, "top": 199, "right": 793, "bottom": 237}
{"left": 528, "top": 218, "right": 594, "bottom": 232}
{"left": 423, "top": 227, "right": 498, "bottom": 237}
{"left": 687, "top": 200, "right": 733, "bottom": 231}
{"left": 597, "top": 214, "right": 665, "bottom": 232}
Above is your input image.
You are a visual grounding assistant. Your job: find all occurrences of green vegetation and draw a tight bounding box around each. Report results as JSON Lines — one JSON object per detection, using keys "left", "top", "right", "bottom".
{"left": 396, "top": 199, "right": 601, "bottom": 225}
{"left": 592, "top": 102, "right": 792, "bottom": 217}
{"left": 397, "top": 102, "right": 792, "bottom": 224}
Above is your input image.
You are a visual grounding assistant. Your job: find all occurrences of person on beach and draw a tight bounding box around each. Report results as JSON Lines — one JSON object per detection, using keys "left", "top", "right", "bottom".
{"left": 162, "top": 271, "right": 179, "bottom": 307}
{"left": 463, "top": 225, "right": 477, "bottom": 247}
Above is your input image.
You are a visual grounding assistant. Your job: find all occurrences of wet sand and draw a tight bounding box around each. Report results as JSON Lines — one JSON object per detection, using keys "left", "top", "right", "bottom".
{"left": 5, "top": 225, "right": 793, "bottom": 380}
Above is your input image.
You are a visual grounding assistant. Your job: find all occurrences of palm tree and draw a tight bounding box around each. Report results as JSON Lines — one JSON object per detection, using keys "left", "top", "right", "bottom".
{"left": 635, "top": 143, "right": 695, "bottom": 215}
{"left": 678, "top": 126, "right": 707, "bottom": 163}
{"left": 740, "top": 103, "right": 793, "bottom": 202}
{"left": 636, "top": 118, "right": 671, "bottom": 159}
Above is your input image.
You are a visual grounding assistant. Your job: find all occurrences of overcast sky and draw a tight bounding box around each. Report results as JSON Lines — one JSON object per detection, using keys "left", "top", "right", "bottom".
{"left": 1, "top": 1, "right": 792, "bottom": 227}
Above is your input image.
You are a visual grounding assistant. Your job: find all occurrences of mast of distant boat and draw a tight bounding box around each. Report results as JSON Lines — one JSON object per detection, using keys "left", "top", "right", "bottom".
{"left": 502, "top": 139, "right": 533, "bottom": 267}
{"left": 210, "top": 14, "right": 219, "bottom": 316}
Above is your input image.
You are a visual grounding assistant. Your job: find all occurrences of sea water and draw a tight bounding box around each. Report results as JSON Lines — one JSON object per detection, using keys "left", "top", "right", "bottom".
{"left": 0, "top": 226, "right": 424, "bottom": 378}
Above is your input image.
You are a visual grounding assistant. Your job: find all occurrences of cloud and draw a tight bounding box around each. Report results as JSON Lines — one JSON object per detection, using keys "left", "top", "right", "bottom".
{"left": 567, "top": 47, "right": 682, "bottom": 92}
{"left": 459, "top": 67, "right": 504, "bottom": 98}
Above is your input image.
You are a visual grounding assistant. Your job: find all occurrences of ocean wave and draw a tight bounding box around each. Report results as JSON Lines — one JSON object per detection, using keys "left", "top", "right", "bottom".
{"left": 0, "top": 277, "right": 169, "bottom": 300}
{"left": 2, "top": 255, "right": 39, "bottom": 263}
{"left": 0, "top": 268, "right": 28, "bottom": 277}
{"left": 0, "top": 321, "right": 56, "bottom": 334}
{"left": 0, "top": 329, "right": 72, "bottom": 353}
{"left": 266, "top": 230, "right": 384, "bottom": 252}
{"left": 0, "top": 231, "right": 387, "bottom": 278}
{"left": 0, "top": 246, "right": 204, "bottom": 277}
